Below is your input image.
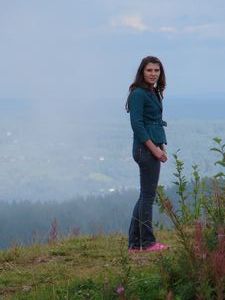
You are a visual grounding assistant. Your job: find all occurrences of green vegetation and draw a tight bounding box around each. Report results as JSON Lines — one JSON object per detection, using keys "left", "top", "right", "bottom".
{"left": 0, "top": 231, "right": 174, "bottom": 299}
{"left": 156, "top": 137, "right": 225, "bottom": 299}
{"left": 0, "top": 137, "right": 224, "bottom": 299}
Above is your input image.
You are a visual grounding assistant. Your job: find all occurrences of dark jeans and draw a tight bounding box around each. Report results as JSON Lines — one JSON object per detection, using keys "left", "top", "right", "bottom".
{"left": 128, "top": 144, "right": 161, "bottom": 249}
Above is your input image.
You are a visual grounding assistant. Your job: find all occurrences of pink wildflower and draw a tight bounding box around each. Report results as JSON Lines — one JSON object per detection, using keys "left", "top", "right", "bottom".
{"left": 116, "top": 284, "right": 125, "bottom": 295}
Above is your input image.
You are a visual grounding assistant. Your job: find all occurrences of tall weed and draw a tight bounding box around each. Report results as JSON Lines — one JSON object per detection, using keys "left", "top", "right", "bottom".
{"left": 157, "top": 137, "right": 225, "bottom": 299}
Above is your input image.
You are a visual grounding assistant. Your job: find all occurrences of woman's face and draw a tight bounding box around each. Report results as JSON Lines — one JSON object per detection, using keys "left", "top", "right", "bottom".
{"left": 143, "top": 62, "right": 161, "bottom": 86}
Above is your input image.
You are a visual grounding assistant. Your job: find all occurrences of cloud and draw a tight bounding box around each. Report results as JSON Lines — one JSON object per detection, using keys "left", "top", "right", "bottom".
{"left": 110, "top": 13, "right": 225, "bottom": 40}
{"left": 158, "top": 23, "right": 225, "bottom": 39}
{"left": 159, "top": 26, "right": 177, "bottom": 33}
{"left": 111, "top": 15, "right": 149, "bottom": 32}
{"left": 182, "top": 22, "right": 225, "bottom": 38}
{"left": 183, "top": 24, "right": 211, "bottom": 33}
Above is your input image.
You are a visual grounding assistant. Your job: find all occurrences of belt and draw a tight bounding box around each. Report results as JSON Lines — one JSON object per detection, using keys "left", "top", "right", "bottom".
{"left": 146, "top": 120, "right": 167, "bottom": 127}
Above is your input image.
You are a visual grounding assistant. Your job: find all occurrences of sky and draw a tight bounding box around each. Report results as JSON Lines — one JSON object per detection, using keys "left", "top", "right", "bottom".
{"left": 0, "top": 1, "right": 225, "bottom": 203}
{"left": 1, "top": 0, "right": 225, "bottom": 105}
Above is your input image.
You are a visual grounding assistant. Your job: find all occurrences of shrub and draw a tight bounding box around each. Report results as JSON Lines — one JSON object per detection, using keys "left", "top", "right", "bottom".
{"left": 157, "top": 137, "right": 225, "bottom": 299}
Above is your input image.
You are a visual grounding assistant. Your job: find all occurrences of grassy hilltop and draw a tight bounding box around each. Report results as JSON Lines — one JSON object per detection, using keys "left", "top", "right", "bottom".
{"left": 0, "top": 231, "right": 175, "bottom": 299}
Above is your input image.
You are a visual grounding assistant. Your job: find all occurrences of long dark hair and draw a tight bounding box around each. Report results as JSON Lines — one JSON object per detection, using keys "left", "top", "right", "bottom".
{"left": 125, "top": 56, "right": 166, "bottom": 112}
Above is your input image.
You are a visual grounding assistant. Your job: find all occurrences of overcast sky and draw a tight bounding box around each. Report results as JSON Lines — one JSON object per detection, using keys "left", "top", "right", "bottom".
{"left": 1, "top": 0, "right": 225, "bottom": 104}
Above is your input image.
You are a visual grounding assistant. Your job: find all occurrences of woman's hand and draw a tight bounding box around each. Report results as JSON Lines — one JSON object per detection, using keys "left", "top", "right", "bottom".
{"left": 160, "top": 150, "right": 168, "bottom": 163}
{"left": 159, "top": 145, "right": 168, "bottom": 163}
{"left": 144, "top": 140, "right": 168, "bottom": 162}
{"left": 152, "top": 147, "right": 167, "bottom": 162}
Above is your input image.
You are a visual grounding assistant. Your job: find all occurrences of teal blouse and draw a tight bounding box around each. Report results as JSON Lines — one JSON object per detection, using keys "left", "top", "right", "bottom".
{"left": 128, "top": 87, "right": 167, "bottom": 154}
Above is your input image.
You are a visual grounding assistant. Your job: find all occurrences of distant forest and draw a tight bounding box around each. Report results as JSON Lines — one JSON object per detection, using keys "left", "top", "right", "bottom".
{"left": 0, "top": 178, "right": 216, "bottom": 249}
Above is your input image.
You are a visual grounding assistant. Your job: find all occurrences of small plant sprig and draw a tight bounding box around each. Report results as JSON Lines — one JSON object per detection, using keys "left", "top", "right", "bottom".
{"left": 202, "top": 179, "right": 225, "bottom": 229}
{"left": 210, "top": 137, "right": 225, "bottom": 179}
{"left": 172, "top": 150, "right": 190, "bottom": 224}
{"left": 191, "top": 164, "right": 202, "bottom": 220}
{"left": 202, "top": 137, "right": 225, "bottom": 228}
{"left": 48, "top": 218, "right": 58, "bottom": 244}
{"left": 157, "top": 186, "right": 195, "bottom": 267}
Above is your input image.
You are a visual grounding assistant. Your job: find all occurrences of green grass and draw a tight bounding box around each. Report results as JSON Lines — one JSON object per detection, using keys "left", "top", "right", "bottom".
{"left": 0, "top": 230, "right": 175, "bottom": 299}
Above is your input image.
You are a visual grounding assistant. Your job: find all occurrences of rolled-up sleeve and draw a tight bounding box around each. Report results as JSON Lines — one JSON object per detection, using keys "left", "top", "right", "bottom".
{"left": 129, "top": 90, "right": 150, "bottom": 143}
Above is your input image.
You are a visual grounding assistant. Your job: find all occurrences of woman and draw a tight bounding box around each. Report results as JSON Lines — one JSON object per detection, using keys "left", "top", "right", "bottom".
{"left": 126, "top": 56, "right": 169, "bottom": 252}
